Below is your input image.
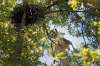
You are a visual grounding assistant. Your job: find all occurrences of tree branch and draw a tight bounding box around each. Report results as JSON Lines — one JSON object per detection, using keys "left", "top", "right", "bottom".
{"left": 47, "top": 3, "right": 57, "bottom": 9}
{"left": 45, "top": 9, "right": 85, "bottom": 15}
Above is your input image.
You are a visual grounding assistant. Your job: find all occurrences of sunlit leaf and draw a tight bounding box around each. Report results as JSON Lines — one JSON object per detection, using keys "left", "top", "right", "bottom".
{"left": 68, "top": 0, "right": 80, "bottom": 10}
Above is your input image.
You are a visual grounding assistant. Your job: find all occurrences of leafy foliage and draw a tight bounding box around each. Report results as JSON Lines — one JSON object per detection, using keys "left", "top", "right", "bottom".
{"left": 0, "top": 0, "right": 100, "bottom": 66}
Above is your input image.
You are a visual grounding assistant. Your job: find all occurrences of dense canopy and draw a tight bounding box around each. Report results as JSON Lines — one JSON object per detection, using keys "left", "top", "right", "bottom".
{"left": 0, "top": 0, "right": 100, "bottom": 66}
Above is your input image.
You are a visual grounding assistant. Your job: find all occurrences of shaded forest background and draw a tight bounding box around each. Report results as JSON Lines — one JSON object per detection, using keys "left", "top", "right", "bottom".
{"left": 0, "top": 0, "right": 100, "bottom": 66}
